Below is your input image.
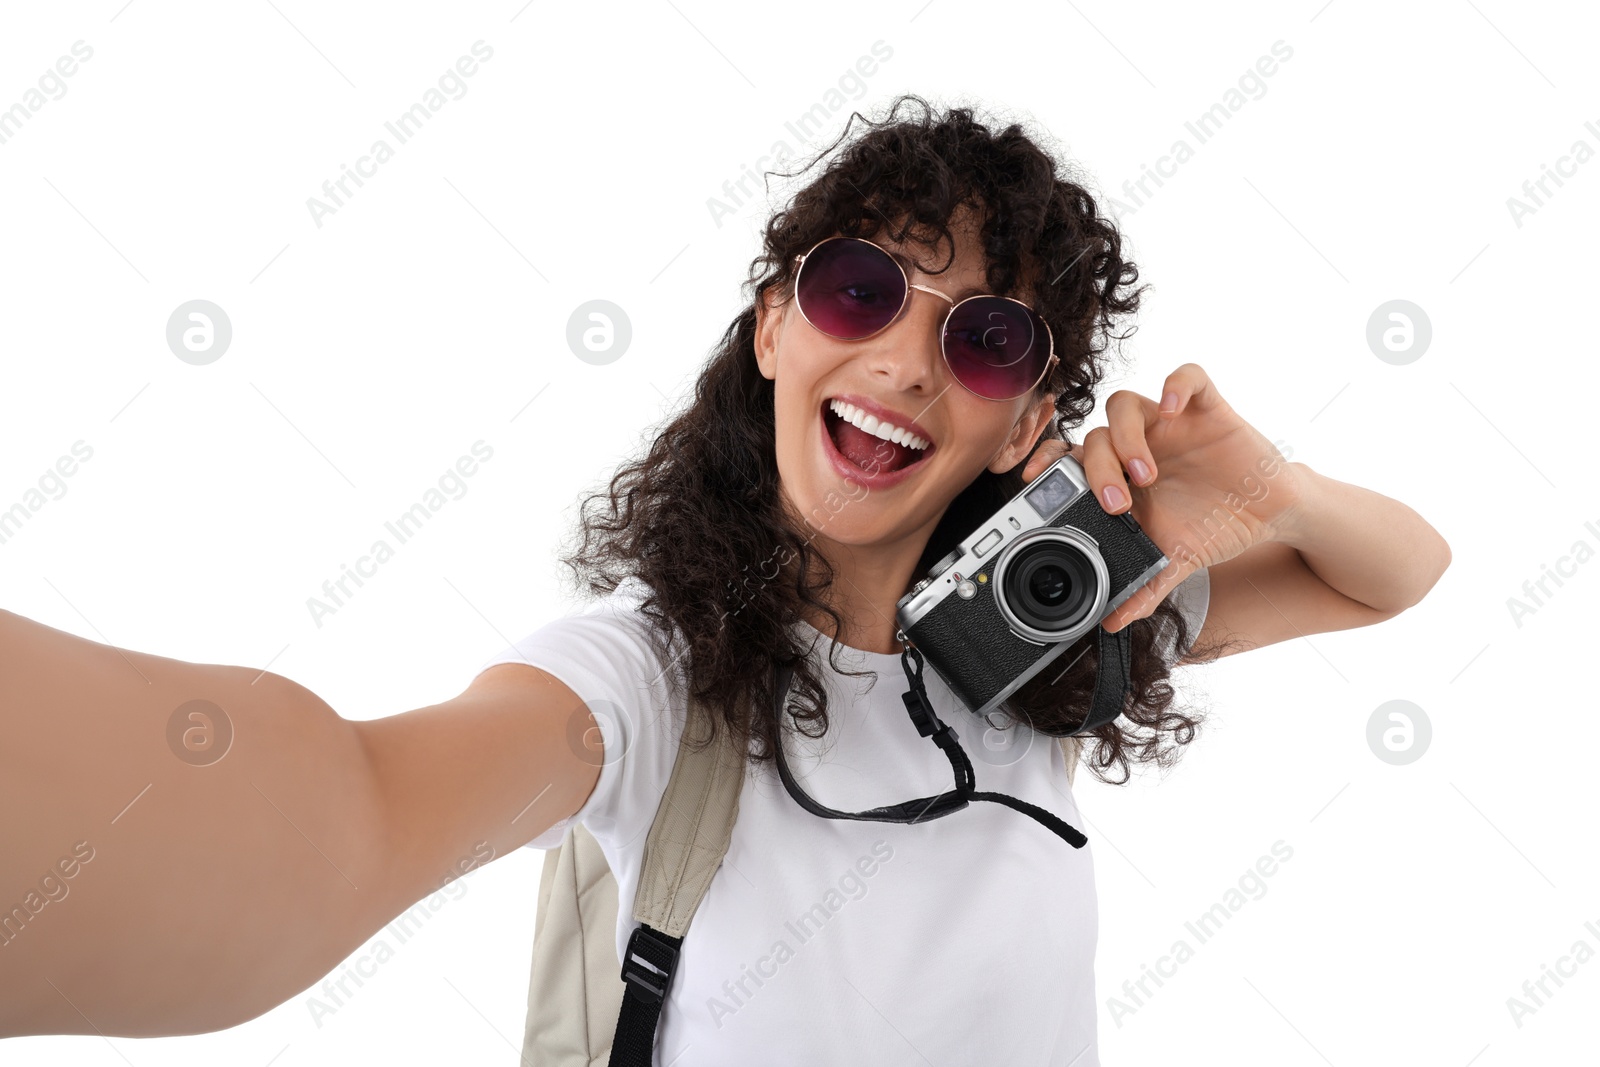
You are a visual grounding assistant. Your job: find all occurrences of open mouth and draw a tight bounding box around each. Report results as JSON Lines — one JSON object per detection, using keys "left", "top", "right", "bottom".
{"left": 821, "top": 399, "right": 934, "bottom": 476}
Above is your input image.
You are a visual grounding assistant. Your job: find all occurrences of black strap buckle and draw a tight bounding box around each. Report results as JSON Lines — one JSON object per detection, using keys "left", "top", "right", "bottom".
{"left": 901, "top": 686, "right": 941, "bottom": 737}
{"left": 620, "top": 924, "right": 680, "bottom": 1004}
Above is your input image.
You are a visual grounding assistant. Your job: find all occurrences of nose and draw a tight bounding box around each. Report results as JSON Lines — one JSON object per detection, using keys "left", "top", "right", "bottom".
{"left": 863, "top": 283, "right": 953, "bottom": 394}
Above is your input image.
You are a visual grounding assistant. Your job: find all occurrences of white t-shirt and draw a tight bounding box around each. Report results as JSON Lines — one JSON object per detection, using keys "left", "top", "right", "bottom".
{"left": 477, "top": 568, "right": 1209, "bottom": 1066}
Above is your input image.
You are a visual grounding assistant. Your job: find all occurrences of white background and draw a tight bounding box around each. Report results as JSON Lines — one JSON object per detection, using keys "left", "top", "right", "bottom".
{"left": 2, "top": 0, "right": 1596, "bottom": 1063}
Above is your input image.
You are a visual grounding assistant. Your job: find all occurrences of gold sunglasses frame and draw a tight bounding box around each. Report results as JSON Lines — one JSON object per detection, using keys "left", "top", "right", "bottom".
{"left": 791, "top": 235, "right": 1059, "bottom": 402}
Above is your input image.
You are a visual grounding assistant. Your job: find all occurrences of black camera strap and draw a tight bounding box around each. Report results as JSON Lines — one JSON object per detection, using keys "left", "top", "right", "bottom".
{"left": 770, "top": 625, "right": 1132, "bottom": 851}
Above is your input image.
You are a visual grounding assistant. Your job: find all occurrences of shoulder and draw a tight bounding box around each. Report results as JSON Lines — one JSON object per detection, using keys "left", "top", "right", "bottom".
{"left": 474, "top": 576, "right": 689, "bottom": 850}
{"left": 478, "top": 577, "right": 681, "bottom": 691}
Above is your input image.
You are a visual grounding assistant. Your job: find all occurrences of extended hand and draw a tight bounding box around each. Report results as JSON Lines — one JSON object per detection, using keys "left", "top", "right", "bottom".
{"left": 1022, "top": 363, "right": 1302, "bottom": 632}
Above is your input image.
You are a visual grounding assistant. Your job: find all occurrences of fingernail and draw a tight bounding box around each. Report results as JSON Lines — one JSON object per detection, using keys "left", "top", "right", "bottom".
{"left": 1128, "top": 457, "right": 1151, "bottom": 484}
{"left": 1102, "top": 484, "right": 1125, "bottom": 511}
{"left": 1160, "top": 391, "right": 1178, "bottom": 413}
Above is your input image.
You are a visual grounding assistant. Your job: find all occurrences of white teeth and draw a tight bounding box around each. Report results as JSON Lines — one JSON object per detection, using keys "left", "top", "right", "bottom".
{"left": 827, "top": 399, "right": 929, "bottom": 450}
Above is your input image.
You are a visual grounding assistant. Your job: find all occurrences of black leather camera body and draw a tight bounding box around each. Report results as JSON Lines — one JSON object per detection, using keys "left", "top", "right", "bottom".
{"left": 895, "top": 454, "right": 1169, "bottom": 719}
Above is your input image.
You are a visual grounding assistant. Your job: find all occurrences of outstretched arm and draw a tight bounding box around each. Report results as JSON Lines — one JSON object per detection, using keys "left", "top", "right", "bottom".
{"left": 1177, "top": 461, "right": 1451, "bottom": 662}
{"left": 1021, "top": 363, "right": 1451, "bottom": 654}
{"left": 0, "top": 609, "right": 599, "bottom": 1037}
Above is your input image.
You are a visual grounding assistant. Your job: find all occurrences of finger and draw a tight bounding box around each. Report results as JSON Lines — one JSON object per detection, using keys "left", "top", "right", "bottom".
{"left": 1079, "top": 426, "right": 1131, "bottom": 515}
{"left": 1104, "top": 388, "right": 1162, "bottom": 487}
{"left": 1101, "top": 557, "right": 1198, "bottom": 633}
{"left": 1158, "top": 362, "right": 1222, "bottom": 420}
{"left": 1023, "top": 437, "right": 1072, "bottom": 482}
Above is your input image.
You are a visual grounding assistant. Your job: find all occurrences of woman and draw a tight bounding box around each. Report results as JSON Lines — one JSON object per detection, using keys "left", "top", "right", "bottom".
{"left": 0, "top": 95, "right": 1450, "bottom": 1063}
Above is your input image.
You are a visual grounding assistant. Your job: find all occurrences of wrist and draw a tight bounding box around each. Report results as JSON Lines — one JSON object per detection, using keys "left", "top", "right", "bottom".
{"left": 1266, "top": 461, "right": 1319, "bottom": 547}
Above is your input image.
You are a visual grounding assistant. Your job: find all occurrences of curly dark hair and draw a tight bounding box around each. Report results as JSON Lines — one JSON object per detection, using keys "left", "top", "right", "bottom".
{"left": 559, "top": 93, "right": 1213, "bottom": 785}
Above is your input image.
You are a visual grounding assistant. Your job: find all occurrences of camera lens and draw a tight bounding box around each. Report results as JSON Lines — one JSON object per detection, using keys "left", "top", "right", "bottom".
{"left": 1001, "top": 539, "right": 1098, "bottom": 634}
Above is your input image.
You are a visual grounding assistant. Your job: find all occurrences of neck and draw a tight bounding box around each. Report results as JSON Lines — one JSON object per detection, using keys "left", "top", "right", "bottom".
{"left": 799, "top": 527, "right": 937, "bottom": 656}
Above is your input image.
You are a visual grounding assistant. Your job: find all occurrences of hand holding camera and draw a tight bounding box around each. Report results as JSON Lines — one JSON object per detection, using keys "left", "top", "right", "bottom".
{"left": 897, "top": 363, "right": 1301, "bottom": 721}
{"left": 1024, "top": 362, "right": 1304, "bottom": 633}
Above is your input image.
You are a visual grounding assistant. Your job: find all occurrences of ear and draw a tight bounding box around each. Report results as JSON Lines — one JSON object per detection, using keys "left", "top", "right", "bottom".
{"left": 988, "top": 392, "right": 1058, "bottom": 474}
{"left": 753, "top": 285, "right": 786, "bottom": 382}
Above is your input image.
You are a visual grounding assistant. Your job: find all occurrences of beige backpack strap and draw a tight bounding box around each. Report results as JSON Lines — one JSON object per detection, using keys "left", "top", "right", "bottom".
{"left": 607, "top": 707, "right": 746, "bottom": 1065}
{"left": 521, "top": 699, "right": 745, "bottom": 1067}
{"left": 631, "top": 708, "right": 745, "bottom": 935}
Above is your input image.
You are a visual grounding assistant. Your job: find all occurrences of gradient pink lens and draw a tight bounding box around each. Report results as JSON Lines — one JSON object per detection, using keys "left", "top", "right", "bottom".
{"left": 944, "top": 297, "right": 1051, "bottom": 400}
{"left": 795, "top": 238, "right": 907, "bottom": 339}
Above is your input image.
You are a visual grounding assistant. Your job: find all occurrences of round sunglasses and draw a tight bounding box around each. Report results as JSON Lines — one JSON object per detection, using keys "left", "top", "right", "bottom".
{"left": 791, "top": 235, "right": 1058, "bottom": 402}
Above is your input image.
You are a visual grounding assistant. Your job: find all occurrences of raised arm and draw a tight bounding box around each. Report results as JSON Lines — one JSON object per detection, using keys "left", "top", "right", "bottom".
{"left": 0, "top": 608, "right": 600, "bottom": 1037}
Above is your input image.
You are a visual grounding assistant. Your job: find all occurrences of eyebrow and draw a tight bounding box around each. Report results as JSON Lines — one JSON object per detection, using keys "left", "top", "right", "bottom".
{"left": 886, "top": 249, "right": 988, "bottom": 300}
